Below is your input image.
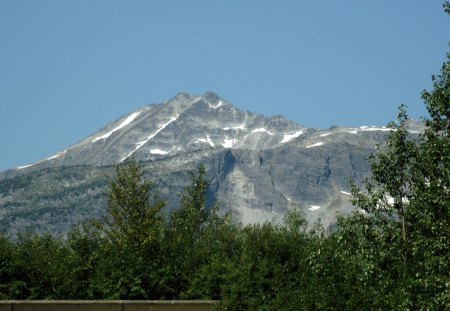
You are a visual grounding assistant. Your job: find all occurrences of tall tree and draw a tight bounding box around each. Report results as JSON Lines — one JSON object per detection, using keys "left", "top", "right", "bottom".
{"left": 350, "top": 5, "right": 450, "bottom": 306}
{"left": 159, "top": 164, "right": 211, "bottom": 298}
{"left": 90, "top": 158, "right": 166, "bottom": 298}
{"left": 171, "top": 164, "right": 209, "bottom": 239}
{"left": 98, "top": 158, "right": 166, "bottom": 250}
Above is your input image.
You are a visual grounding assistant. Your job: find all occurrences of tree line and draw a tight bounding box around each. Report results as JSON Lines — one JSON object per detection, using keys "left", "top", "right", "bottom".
{"left": 1, "top": 5, "right": 449, "bottom": 308}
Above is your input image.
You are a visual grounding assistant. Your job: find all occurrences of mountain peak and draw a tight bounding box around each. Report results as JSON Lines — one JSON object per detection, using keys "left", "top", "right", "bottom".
{"left": 13, "top": 92, "right": 306, "bottom": 168}
{"left": 170, "top": 91, "right": 222, "bottom": 105}
{"left": 8, "top": 92, "right": 415, "bottom": 173}
{"left": 202, "top": 91, "right": 221, "bottom": 102}
{"left": 1, "top": 92, "right": 413, "bottom": 235}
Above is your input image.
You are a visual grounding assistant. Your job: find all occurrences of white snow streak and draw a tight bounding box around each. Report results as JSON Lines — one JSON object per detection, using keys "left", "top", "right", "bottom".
{"left": 356, "top": 125, "right": 393, "bottom": 133}
{"left": 47, "top": 150, "right": 67, "bottom": 161}
{"left": 306, "top": 142, "right": 324, "bottom": 148}
{"left": 340, "top": 191, "right": 351, "bottom": 196}
{"left": 121, "top": 115, "right": 178, "bottom": 161}
{"left": 195, "top": 135, "right": 215, "bottom": 147}
{"left": 150, "top": 149, "right": 169, "bottom": 155}
{"left": 320, "top": 133, "right": 332, "bottom": 137}
{"left": 361, "top": 127, "right": 391, "bottom": 132}
{"left": 47, "top": 154, "right": 60, "bottom": 160}
{"left": 223, "top": 123, "right": 246, "bottom": 130}
{"left": 251, "top": 128, "right": 274, "bottom": 135}
{"left": 348, "top": 130, "right": 358, "bottom": 134}
{"left": 280, "top": 131, "right": 303, "bottom": 143}
{"left": 93, "top": 111, "right": 141, "bottom": 142}
{"left": 16, "top": 164, "right": 34, "bottom": 170}
{"left": 209, "top": 100, "right": 223, "bottom": 109}
{"left": 309, "top": 205, "right": 321, "bottom": 211}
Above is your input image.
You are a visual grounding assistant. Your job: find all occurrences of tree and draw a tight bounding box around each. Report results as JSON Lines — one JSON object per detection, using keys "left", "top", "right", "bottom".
{"left": 0, "top": 233, "right": 25, "bottom": 299}
{"left": 406, "top": 39, "right": 450, "bottom": 307}
{"left": 158, "top": 164, "right": 212, "bottom": 298}
{"left": 99, "top": 158, "right": 166, "bottom": 249}
{"left": 350, "top": 9, "right": 450, "bottom": 306}
{"left": 170, "top": 164, "right": 209, "bottom": 240}
{"left": 89, "top": 158, "right": 166, "bottom": 298}
{"left": 11, "top": 233, "right": 79, "bottom": 299}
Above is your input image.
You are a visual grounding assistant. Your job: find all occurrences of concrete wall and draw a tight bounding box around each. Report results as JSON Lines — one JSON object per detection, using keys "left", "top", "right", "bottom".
{"left": 0, "top": 300, "right": 217, "bottom": 311}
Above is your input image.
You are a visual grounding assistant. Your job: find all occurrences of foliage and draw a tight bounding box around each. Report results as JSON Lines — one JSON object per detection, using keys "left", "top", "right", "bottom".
{"left": 157, "top": 164, "right": 236, "bottom": 299}
{"left": 87, "top": 159, "right": 167, "bottom": 298}
{"left": 348, "top": 29, "right": 450, "bottom": 308}
{"left": 95, "top": 158, "right": 166, "bottom": 251}
{"left": 6, "top": 233, "right": 80, "bottom": 299}
{"left": 0, "top": 5, "right": 448, "bottom": 306}
{"left": 0, "top": 233, "right": 25, "bottom": 299}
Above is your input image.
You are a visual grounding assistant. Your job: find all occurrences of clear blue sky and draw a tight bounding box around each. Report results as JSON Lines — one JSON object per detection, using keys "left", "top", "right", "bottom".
{"left": 1, "top": 0, "right": 449, "bottom": 171}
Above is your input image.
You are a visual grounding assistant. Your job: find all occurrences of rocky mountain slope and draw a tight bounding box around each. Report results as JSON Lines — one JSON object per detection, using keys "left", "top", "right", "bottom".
{"left": 0, "top": 92, "right": 423, "bottom": 236}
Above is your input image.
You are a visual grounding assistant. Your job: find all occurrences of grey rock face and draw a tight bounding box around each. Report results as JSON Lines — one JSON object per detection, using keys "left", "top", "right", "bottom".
{"left": 0, "top": 92, "right": 418, "bottom": 236}
{"left": 17, "top": 92, "right": 304, "bottom": 169}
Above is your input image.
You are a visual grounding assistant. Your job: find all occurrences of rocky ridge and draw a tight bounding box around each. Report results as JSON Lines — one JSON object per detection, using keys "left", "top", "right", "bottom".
{"left": 0, "top": 92, "right": 423, "bottom": 236}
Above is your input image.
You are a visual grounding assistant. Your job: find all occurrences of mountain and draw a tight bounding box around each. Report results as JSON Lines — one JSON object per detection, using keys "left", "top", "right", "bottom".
{"left": 0, "top": 92, "right": 423, "bottom": 236}
{"left": 11, "top": 92, "right": 305, "bottom": 168}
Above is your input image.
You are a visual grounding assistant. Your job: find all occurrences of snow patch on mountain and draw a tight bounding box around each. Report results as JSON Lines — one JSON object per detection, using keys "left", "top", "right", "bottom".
{"left": 93, "top": 111, "right": 141, "bottom": 142}
{"left": 222, "top": 137, "right": 237, "bottom": 148}
{"left": 385, "top": 195, "right": 409, "bottom": 206}
{"left": 209, "top": 100, "right": 223, "bottom": 109}
{"left": 307, "top": 142, "right": 324, "bottom": 148}
{"left": 47, "top": 150, "right": 67, "bottom": 161}
{"left": 280, "top": 131, "right": 303, "bottom": 143}
{"left": 16, "top": 164, "right": 35, "bottom": 170}
{"left": 47, "top": 154, "right": 60, "bottom": 160}
{"left": 361, "top": 126, "right": 391, "bottom": 132}
{"left": 150, "top": 149, "right": 169, "bottom": 155}
{"left": 195, "top": 135, "right": 215, "bottom": 147}
{"left": 309, "top": 205, "right": 321, "bottom": 211}
{"left": 320, "top": 133, "right": 332, "bottom": 137}
{"left": 121, "top": 115, "right": 179, "bottom": 161}
{"left": 223, "top": 123, "right": 246, "bottom": 131}
{"left": 251, "top": 128, "right": 274, "bottom": 135}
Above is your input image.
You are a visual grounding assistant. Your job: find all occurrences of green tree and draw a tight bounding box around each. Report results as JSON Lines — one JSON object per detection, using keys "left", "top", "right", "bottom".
{"left": 170, "top": 164, "right": 209, "bottom": 242}
{"left": 11, "top": 233, "right": 79, "bottom": 299}
{"left": 406, "top": 40, "right": 450, "bottom": 307}
{"left": 159, "top": 164, "right": 212, "bottom": 298}
{"left": 349, "top": 11, "right": 450, "bottom": 307}
{"left": 158, "top": 164, "right": 238, "bottom": 300}
{"left": 66, "top": 224, "right": 106, "bottom": 298}
{"left": 89, "top": 158, "right": 166, "bottom": 298}
{"left": 0, "top": 233, "right": 25, "bottom": 299}
{"left": 97, "top": 158, "right": 166, "bottom": 250}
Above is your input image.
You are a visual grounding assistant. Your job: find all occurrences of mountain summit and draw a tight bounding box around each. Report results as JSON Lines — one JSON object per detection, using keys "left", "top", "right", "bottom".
{"left": 19, "top": 92, "right": 304, "bottom": 168}
{"left": 0, "top": 93, "right": 421, "bottom": 236}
